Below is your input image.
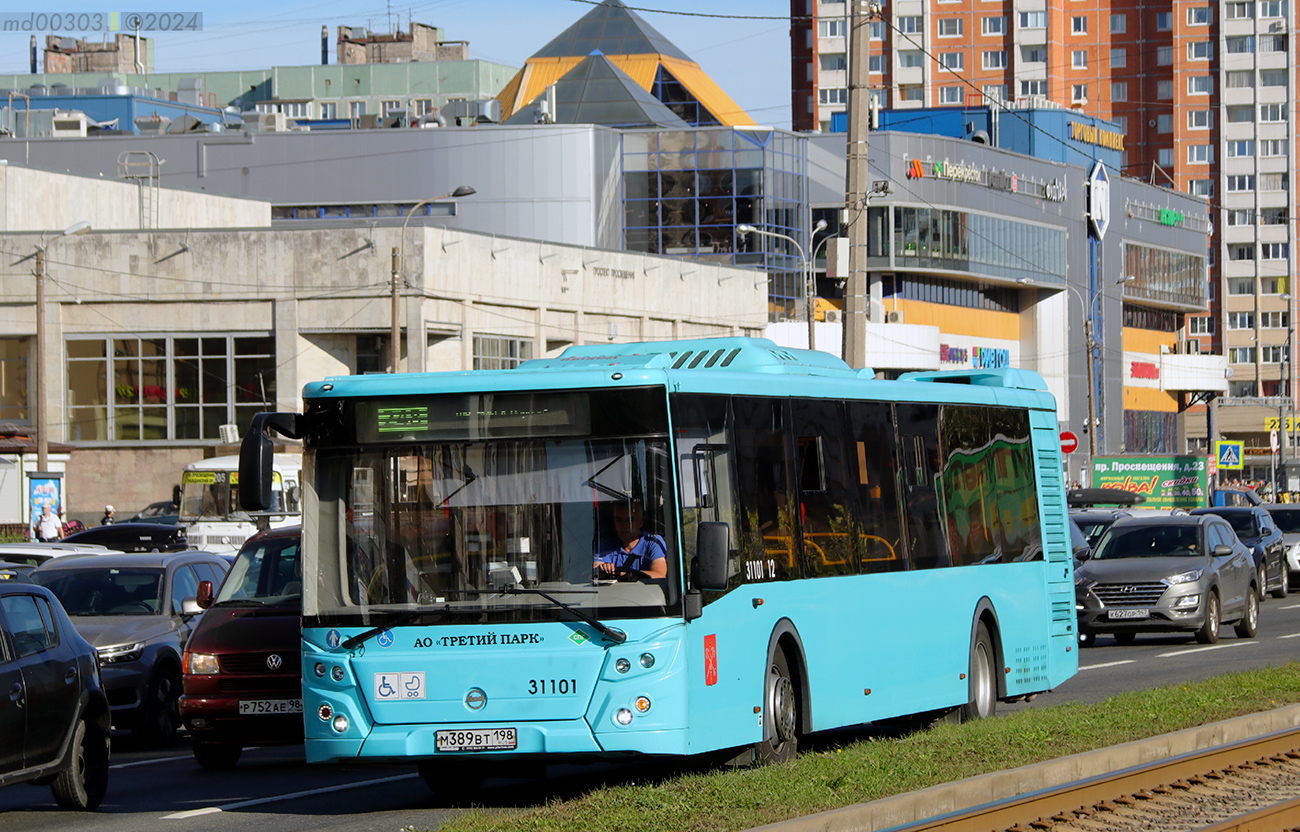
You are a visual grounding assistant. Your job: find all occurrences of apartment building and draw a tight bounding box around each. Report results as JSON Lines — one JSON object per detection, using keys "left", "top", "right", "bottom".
{"left": 794, "top": 0, "right": 1299, "bottom": 482}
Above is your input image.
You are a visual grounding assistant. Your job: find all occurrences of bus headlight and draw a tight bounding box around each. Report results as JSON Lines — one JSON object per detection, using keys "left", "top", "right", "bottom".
{"left": 332, "top": 714, "right": 349, "bottom": 733}
{"left": 615, "top": 658, "right": 630, "bottom": 674}
{"left": 314, "top": 663, "right": 327, "bottom": 677}
{"left": 331, "top": 665, "right": 345, "bottom": 682}
{"left": 614, "top": 708, "right": 634, "bottom": 726}
{"left": 639, "top": 653, "right": 655, "bottom": 669}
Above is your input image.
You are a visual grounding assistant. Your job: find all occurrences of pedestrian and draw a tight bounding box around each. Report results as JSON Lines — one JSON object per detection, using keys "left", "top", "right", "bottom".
{"left": 35, "top": 504, "right": 62, "bottom": 542}
{"left": 101, "top": 504, "right": 116, "bottom": 525}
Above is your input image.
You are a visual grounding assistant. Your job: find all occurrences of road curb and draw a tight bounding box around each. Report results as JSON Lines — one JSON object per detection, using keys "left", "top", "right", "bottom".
{"left": 750, "top": 703, "right": 1300, "bottom": 832}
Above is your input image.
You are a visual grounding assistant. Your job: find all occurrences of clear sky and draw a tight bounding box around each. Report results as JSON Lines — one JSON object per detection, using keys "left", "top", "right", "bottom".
{"left": 0, "top": 0, "right": 795, "bottom": 128}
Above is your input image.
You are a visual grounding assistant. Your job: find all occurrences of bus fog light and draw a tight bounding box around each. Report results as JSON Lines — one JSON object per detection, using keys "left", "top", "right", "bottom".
{"left": 332, "top": 714, "right": 349, "bottom": 733}
{"left": 331, "top": 665, "right": 345, "bottom": 682}
{"left": 314, "top": 662, "right": 327, "bottom": 678}
{"left": 615, "top": 658, "right": 631, "bottom": 674}
{"left": 634, "top": 696, "right": 652, "bottom": 713}
{"left": 639, "top": 653, "right": 655, "bottom": 669}
{"left": 615, "top": 708, "right": 634, "bottom": 726}
{"left": 318, "top": 703, "right": 333, "bottom": 721}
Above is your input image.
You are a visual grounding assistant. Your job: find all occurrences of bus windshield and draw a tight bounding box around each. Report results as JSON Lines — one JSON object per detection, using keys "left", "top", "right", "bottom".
{"left": 308, "top": 389, "right": 678, "bottom": 625}
{"left": 180, "top": 470, "right": 280, "bottom": 522}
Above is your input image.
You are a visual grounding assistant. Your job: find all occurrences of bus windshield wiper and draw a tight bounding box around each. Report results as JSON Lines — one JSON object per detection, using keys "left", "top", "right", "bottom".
{"left": 211, "top": 598, "right": 268, "bottom": 607}
{"left": 501, "top": 588, "right": 626, "bottom": 644}
{"left": 340, "top": 606, "right": 448, "bottom": 651}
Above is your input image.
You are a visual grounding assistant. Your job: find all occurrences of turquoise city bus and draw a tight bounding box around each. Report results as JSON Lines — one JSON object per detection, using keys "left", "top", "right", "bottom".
{"left": 239, "top": 337, "right": 1077, "bottom": 794}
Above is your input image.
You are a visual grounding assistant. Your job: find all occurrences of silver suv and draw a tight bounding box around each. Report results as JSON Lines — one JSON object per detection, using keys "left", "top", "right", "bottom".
{"left": 1075, "top": 514, "right": 1258, "bottom": 646}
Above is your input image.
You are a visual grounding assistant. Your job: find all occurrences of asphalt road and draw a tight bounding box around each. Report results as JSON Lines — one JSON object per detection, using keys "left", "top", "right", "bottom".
{"left": 3, "top": 598, "right": 1299, "bottom": 830}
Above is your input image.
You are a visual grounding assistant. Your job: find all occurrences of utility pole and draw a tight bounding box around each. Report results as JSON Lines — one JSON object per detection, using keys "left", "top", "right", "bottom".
{"left": 35, "top": 248, "right": 48, "bottom": 474}
{"left": 390, "top": 247, "right": 401, "bottom": 373}
{"left": 1085, "top": 317, "right": 1098, "bottom": 457}
{"left": 842, "top": 0, "right": 872, "bottom": 369}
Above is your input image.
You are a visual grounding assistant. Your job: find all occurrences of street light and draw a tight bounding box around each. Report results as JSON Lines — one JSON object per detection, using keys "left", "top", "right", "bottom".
{"left": 1020, "top": 274, "right": 1135, "bottom": 459}
{"left": 391, "top": 186, "right": 475, "bottom": 373}
{"left": 738, "top": 221, "right": 825, "bottom": 350}
{"left": 1278, "top": 293, "right": 1293, "bottom": 497}
{"left": 34, "top": 220, "right": 92, "bottom": 474}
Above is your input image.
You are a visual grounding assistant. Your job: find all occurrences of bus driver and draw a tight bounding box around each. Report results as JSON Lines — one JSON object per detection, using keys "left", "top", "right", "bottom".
{"left": 593, "top": 502, "right": 668, "bottom": 580}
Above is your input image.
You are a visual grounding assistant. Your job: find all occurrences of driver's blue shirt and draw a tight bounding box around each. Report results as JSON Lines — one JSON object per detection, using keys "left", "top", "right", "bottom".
{"left": 595, "top": 534, "right": 667, "bottom": 572}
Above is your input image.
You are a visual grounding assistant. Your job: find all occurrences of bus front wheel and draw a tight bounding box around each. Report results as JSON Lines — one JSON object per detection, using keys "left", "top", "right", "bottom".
{"left": 757, "top": 647, "right": 799, "bottom": 765}
{"left": 958, "top": 623, "right": 996, "bottom": 722}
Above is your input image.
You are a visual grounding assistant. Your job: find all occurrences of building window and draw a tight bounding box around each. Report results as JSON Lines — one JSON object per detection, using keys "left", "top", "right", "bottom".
{"left": 939, "top": 86, "right": 964, "bottom": 103}
{"left": 1188, "top": 111, "right": 1212, "bottom": 130}
{"left": 900, "top": 85, "right": 924, "bottom": 101}
{"left": 1262, "top": 207, "right": 1289, "bottom": 224}
{"left": 1019, "top": 11, "right": 1046, "bottom": 27}
{"left": 1261, "top": 34, "right": 1287, "bottom": 51}
{"left": 1023, "top": 46, "right": 1046, "bottom": 63}
{"left": 939, "top": 52, "right": 964, "bottom": 70}
{"left": 1188, "top": 41, "right": 1212, "bottom": 60}
{"left": 1156, "top": 11, "right": 1172, "bottom": 29}
{"left": 1187, "top": 76, "right": 1213, "bottom": 94}
{"left": 1260, "top": 0, "right": 1285, "bottom": 16}
{"left": 818, "top": 19, "right": 847, "bottom": 37}
{"left": 1072, "top": 50, "right": 1088, "bottom": 69}
{"left": 1189, "top": 179, "right": 1214, "bottom": 197}
{"left": 819, "top": 88, "right": 848, "bottom": 104}
{"left": 1261, "top": 103, "right": 1287, "bottom": 121}
{"left": 66, "top": 335, "right": 275, "bottom": 443}
{"left": 1261, "top": 69, "right": 1288, "bottom": 86}
{"left": 348, "top": 100, "right": 367, "bottom": 118}
{"left": 1187, "top": 145, "right": 1213, "bottom": 164}
{"left": 318, "top": 101, "right": 337, "bottom": 119}
{"left": 1156, "top": 46, "right": 1173, "bottom": 65}
{"left": 1261, "top": 139, "right": 1288, "bottom": 156}
{"left": 899, "top": 50, "right": 924, "bottom": 68}
{"left": 1263, "top": 346, "right": 1288, "bottom": 364}
{"left": 1263, "top": 243, "right": 1289, "bottom": 260}
{"left": 868, "top": 54, "right": 884, "bottom": 73}
{"left": 899, "top": 16, "right": 923, "bottom": 33}
{"left": 1228, "top": 278, "right": 1256, "bottom": 295}
{"left": 472, "top": 335, "right": 533, "bottom": 370}
{"left": 1230, "top": 347, "right": 1258, "bottom": 364}
{"left": 1072, "top": 15, "right": 1087, "bottom": 33}
{"left": 1228, "top": 140, "right": 1256, "bottom": 157}
{"left": 982, "top": 84, "right": 1007, "bottom": 103}
{"left": 1264, "top": 278, "right": 1284, "bottom": 294}
{"left": 1227, "top": 105, "right": 1255, "bottom": 122}
{"left": 870, "top": 20, "right": 885, "bottom": 39}
{"left": 1110, "top": 47, "right": 1126, "bottom": 68}
{"left": 1157, "top": 80, "right": 1173, "bottom": 99}
{"left": 982, "top": 16, "right": 1004, "bottom": 34}
{"left": 1227, "top": 209, "right": 1252, "bottom": 225}
{"left": 1021, "top": 79, "right": 1048, "bottom": 96}
{"left": 1260, "top": 173, "right": 1288, "bottom": 191}
{"left": 1071, "top": 84, "right": 1088, "bottom": 103}
{"left": 1226, "top": 70, "right": 1254, "bottom": 89}
{"left": 1262, "top": 311, "right": 1289, "bottom": 328}
{"left": 937, "top": 18, "right": 963, "bottom": 36}
{"left": 1110, "top": 13, "right": 1126, "bottom": 32}
{"left": 0, "top": 339, "right": 26, "bottom": 421}
{"left": 1229, "top": 245, "right": 1256, "bottom": 262}
{"left": 1225, "top": 2, "right": 1254, "bottom": 19}
{"left": 1188, "top": 6, "right": 1212, "bottom": 24}
{"left": 1158, "top": 148, "right": 1175, "bottom": 167}
{"left": 1226, "top": 35, "right": 1256, "bottom": 53}
{"left": 1227, "top": 175, "right": 1256, "bottom": 192}
{"left": 1189, "top": 316, "right": 1215, "bottom": 335}
{"left": 983, "top": 50, "right": 1007, "bottom": 69}
{"left": 819, "top": 53, "right": 847, "bottom": 71}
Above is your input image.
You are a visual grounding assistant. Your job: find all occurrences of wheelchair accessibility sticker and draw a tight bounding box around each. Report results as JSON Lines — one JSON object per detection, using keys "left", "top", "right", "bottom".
{"left": 374, "top": 671, "right": 426, "bottom": 701}
{"left": 375, "top": 629, "right": 395, "bottom": 649}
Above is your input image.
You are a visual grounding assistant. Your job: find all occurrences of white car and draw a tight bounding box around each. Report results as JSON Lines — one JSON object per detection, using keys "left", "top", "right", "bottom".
{"left": 1262, "top": 504, "right": 1300, "bottom": 589}
{"left": 0, "top": 543, "right": 113, "bottom": 569}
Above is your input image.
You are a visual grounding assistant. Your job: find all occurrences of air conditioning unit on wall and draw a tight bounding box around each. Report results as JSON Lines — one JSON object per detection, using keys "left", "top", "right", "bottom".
{"left": 886, "top": 310, "right": 905, "bottom": 324}
{"left": 824, "top": 309, "right": 843, "bottom": 324}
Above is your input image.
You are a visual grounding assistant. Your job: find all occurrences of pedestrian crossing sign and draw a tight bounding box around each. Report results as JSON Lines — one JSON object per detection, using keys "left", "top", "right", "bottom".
{"left": 1216, "top": 440, "right": 1244, "bottom": 470}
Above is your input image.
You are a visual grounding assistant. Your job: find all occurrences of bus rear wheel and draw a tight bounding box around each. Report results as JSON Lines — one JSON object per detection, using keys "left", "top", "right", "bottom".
{"left": 757, "top": 647, "right": 798, "bottom": 765}
{"left": 958, "top": 623, "right": 996, "bottom": 722}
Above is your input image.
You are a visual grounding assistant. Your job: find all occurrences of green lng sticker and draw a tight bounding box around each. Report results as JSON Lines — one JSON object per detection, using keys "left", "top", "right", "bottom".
{"left": 568, "top": 631, "right": 589, "bottom": 645}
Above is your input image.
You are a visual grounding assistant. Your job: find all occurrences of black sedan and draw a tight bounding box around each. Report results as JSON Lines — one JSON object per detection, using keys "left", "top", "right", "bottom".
{"left": 0, "top": 582, "right": 111, "bottom": 809}
{"left": 1190, "top": 506, "right": 1288, "bottom": 600}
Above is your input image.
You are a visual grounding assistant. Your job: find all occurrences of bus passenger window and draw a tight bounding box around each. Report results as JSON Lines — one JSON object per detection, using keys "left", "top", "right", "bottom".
{"left": 792, "top": 399, "right": 857, "bottom": 578}
{"left": 847, "top": 401, "right": 905, "bottom": 573}
{"left": 734, "top": 397, "right": 798, "bottom": 581}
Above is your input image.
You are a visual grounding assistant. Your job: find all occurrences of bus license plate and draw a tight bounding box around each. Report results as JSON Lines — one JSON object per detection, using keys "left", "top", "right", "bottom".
{"left": 238, "top": 699, "right": 303, "bottom": 715}
{"left": 436, "top": 727, "right": 517, "bottom": 752}
{"left": 1108, "top": 609, "right": 1149, "bottom": 620}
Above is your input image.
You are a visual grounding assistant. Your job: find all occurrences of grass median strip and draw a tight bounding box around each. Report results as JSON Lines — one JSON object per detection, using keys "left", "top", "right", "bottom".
{"left": 434, "top": 662, "right": 1300, "bottom": 832}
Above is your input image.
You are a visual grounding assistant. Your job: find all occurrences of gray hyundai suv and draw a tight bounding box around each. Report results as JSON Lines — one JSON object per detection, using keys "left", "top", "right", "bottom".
{"left": 33, "top": 551, "right": 229, "bottom": 746}
{"left": 1075, "top": 514, "right": 1258, "bottom": 646}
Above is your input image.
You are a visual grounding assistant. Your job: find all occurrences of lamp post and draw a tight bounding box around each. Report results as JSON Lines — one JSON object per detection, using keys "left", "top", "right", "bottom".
{"left": 1020, "top": 274, "right": 1135, "bottom": 461}
{"left": 391, "top": 186, "right": 475, "bottom": 373}
{"left": 738, "top": 222, "right": 823, "bottom": 350}
{"left": 1279, "top": 293, "right": 1293, "bottom": 498}
{"left": 34, "top": 220, "right": 91, "bottom": 475}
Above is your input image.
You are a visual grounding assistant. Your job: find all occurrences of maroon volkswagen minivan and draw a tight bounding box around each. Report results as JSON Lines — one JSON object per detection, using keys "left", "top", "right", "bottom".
{"left": 179, "top": 526, "right": 302, "bottom": 769}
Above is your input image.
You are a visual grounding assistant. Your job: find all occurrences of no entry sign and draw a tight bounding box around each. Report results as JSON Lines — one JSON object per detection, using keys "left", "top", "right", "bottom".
{"left": 1060, "top": 431, "right": 1079, "bottom": 455}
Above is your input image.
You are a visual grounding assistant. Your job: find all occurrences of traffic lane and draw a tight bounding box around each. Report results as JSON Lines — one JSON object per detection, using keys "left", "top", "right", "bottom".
{"left": 0, "top": 743, "right": 456, "bottom": 831}
{"left": 1007, "top": 598, "right": 1300, "bottom": 710}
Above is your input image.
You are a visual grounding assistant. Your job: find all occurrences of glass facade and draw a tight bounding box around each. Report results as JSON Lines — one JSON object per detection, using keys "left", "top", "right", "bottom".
{"left": 0, "top": 338, "right": 26, "bottom": 422}
{"left": 66, "top": 334, "right": 276, "bottom": 442}
{"left": 622, "top": 128, "right": 808, "bottom": 321}
{"left": 885, "top": 206, "right": 1068, "bottom": 284}
{"left": 1125, "top": 244, "right": 1208, "bottom": 308}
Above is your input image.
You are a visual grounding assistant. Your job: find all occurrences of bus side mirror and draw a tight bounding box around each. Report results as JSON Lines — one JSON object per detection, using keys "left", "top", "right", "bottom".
{"left": 697, "top": 522, "right": 730, "bottom": 592}
{"left": 196, "top": 580, "right": 214, "bottom": 610}
{"left": 172, "top": 484, "right": 182, "bottom": 508}
{"left": 240, "top": 412, "right": 303, "bottom": 511}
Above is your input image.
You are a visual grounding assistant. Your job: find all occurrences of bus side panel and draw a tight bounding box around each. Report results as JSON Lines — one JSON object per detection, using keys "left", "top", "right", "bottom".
{"left": 1028, "top": 407, "right": 1079, "bottom": 689}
